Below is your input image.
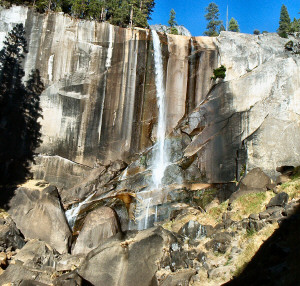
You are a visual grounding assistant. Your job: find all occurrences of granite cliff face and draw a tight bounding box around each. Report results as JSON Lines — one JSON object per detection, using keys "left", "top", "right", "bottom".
{"left": 0, "top": 5, "right": 300, "bottom": 187}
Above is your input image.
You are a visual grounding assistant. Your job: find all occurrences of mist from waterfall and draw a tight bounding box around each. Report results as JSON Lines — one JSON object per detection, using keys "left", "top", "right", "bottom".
{"left": 151, "top": 30, "right": 168, "bottom": 189}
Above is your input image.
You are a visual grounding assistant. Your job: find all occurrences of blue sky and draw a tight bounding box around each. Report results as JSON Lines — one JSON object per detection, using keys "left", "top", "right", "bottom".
{"left": 149, "top": 1, "right": 300, "bottom": 36}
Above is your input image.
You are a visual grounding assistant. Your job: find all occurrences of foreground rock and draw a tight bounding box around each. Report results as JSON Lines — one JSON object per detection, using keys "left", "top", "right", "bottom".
{"left": 229, "top": 168, "right": 271, "bottom": 203}
{"left": 0, "top": 261, "right": 54, "bottom": 285}
{"left": 0, "top": 215, "right": 25, "bottom": 251}
{"left": 14, "top": 239, "right": 58, "bottom": 269}
{"left": 78, "top": 227, "right": 178, "bottom": 286}
{"left": 72, "top": 207, "right": 121, "bottom": 255}
{"left": 9, "top": 186, "right": 71, "bottom": 254}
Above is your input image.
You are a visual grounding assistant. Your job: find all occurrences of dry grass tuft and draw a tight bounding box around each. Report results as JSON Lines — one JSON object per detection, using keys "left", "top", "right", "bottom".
{"left": 230, "top": 191, "right": 275, "bottom": 221}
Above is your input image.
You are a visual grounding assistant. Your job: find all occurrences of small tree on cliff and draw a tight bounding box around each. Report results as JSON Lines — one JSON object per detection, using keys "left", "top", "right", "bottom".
{"left": 228, "top": 17, "right": 240, "bottom": 32}
{"left": 168, "top": 9, "right": 178, "bottom": 35}
{"left": 278, "top": 4, "right": 291, "bottom": 38}
{"left": 204, "top": 2, "right": 222, "bottom": 36}
{"left": 0, "top": 24, "right": 44, "bottom": 184}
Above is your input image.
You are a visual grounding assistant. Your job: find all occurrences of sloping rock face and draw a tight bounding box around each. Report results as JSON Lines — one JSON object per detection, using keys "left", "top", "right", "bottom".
{"left": 72, "top": 207, "right": 120, "bottom": 255}
{"left": 183, "top": 32, "right": 300, "bottom": 181}
{"left": 8, "top": 186, "right": 71, "bottom": 254}
{"left": 0, "top": 5, "right": 300, "bottom": 185}
{"left": 78, "top": 226, "right": 177, "bottom": 286}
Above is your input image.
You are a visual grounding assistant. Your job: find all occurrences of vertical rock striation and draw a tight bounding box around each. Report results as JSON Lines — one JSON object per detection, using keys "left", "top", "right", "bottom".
{"left": 0, "top": 5, "right": 300, "bottom": 185}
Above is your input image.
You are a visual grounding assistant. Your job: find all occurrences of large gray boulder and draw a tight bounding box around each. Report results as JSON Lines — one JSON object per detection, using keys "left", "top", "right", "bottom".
{"left": 0, "top": 261, "right": 53, "bottom": 285}
{"left": 0, "top": 215, "right": 25, "bottom": 251}
{"left": 78, "top": 227, "right": 177, "bottom": 286}
{"left": 8, "top": 186, "right": 71, "bottom": 254}
{"left": 229, "top": 168, "right": 271, "bottom": 202}
{"left": 239, "top": 167, "right": 271, "bottom": 190}
{"left": 14, "top": 239, "right": 58, "bottom": 269}
{"left": 72, "top": 207, "right": 120, "bottom": 255}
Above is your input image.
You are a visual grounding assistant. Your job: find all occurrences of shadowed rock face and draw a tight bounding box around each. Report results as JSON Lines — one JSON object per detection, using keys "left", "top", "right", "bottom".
{"left": 1, "top": 6, "right": 300, "bottom": 186}
{"left": 8, "top": 186, "right": 71, "bottom": 254}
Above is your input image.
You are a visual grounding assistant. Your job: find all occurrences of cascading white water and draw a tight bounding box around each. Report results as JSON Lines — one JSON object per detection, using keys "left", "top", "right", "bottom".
{"left": 98, "top": 24, "right": 114, "bottom": 141}
{"left": 65, "top": 192, "right": 95, "bottom": 229}
{"left": 130, "top": 31, "right": 168, "bottom": 231}
{"left": 151, "top": 30, "right": 168, "bottom": 189}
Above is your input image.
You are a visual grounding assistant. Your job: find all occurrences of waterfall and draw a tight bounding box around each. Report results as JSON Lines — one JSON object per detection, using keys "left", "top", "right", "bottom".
{"left": 151, "top": 30, "right": 168, "bottom": 189}
{"left": 130, "top": 31, "right": 168, "bottom": 231}
{"left": 65, "top": 192, "right": 95, "bottom": 230}
{"left": 98, "top": 24, "right": 114, "bottom": 141}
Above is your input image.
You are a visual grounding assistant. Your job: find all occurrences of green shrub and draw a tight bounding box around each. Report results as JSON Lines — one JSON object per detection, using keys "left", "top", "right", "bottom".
{"left": 169, "top": 27, "right": 178, "bottom": 35}
{"left": 211, "top": 65, "right": 226, "bottom": 80}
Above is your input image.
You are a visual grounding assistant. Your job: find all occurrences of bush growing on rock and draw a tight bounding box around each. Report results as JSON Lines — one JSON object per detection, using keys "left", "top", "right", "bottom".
{"left": 211, "top": 65, "right": 226, "bottom": 80}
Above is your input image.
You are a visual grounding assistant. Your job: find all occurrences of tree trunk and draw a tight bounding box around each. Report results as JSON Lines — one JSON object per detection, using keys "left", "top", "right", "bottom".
{"left": 129, "top": 6, "right": 133, "bottom": 27}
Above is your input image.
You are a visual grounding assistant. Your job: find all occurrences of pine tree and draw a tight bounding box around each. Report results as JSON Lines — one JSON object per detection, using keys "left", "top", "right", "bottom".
{"left": 204, "top": 2, "right": 223, "bottom": 37}
{"left": 0, "top": 24, "right": 43, "bottom": 184}
{"left": 278, "top": 4, "right": 291, "bottom": 38}
{"left": 168, "top": 8, "right": 178, "bottom": 35}
{"left": 106, "top": 0, "right": 154, "bottom": 28}
{"left": 219, "top": 24, "right": 225, "bottom": 33}
{"left": 34, "top": 0, "right": 49, "bottom": 12}
{"left": 130, "top": 0, "right": 155, "bottom": 28}
{"left": 228, "top": 17, "right": 240, "bottom": 32}
{"left": 290, "top": 18, "right": 300, "bottom": 33}
{"left": 86, "top": 0, "right": 106, "bottom": 20}
{"left": 71, "top": 0, "right": 88, "bottom": 18}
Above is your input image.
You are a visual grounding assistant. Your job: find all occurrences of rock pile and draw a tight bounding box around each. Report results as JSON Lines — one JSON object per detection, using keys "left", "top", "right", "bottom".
{"left": 0, "top": 164, "right": 298, "bottom": 285}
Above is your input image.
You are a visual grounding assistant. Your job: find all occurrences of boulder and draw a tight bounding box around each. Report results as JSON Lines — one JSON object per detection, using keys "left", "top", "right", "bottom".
{"left": 14, "top": 239, "right": 58, "bottom": 270}
{"left": 159, "top": 269, "right": 196, "bottom": 286}
{"left": 53, "top": 271, "right": 93, "bottom": 286}
{"left": 178, "top": 220, "right": 207, "bottom": 240}
{"left": 249, "top": 213, "right": 259, "bottom": 220}
{"left": 72, "top": 207, "right": 120, "bottom": 255}
{"left": 56, "top": 253, "right": 85, "bottom": 272}
{"left": 0, "top": 252, "right": 7, "bottom": 267}
{"left": 283, "top": 201, "right": 299, "bottom": 217}
{"left": 248, "top": 220, "right": 266, "bottom": 232}
{"left": 78, "top": 227, "right": 177, "bottom": 286}
{"left": 275, "top": 175, "right": 290, "bottom": 185}
{"left": 0, "top": 215, "right": 25, "bottom": 250}
{"left": 259, "top": 211, "right": 270, "bottom": 220}
{"left": 208, "top": 266, "right": 233, "bottom": 280}
{"left": 8, "top": 186, "right": 71, "bottom": 254}
{"left": 276, "top": 165, "right": 294, "bottom": 175}
{"left": 0, "top": 261, "right": 53, "bottom": 285}
{"left": 266, "top": 192, "right": 289, "bottom": 209}
{"left": 205, "top": 232, "right": 232, "bottom": 254}
{"left": 239, "top": 168, "right": 271, "bottom": 191}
